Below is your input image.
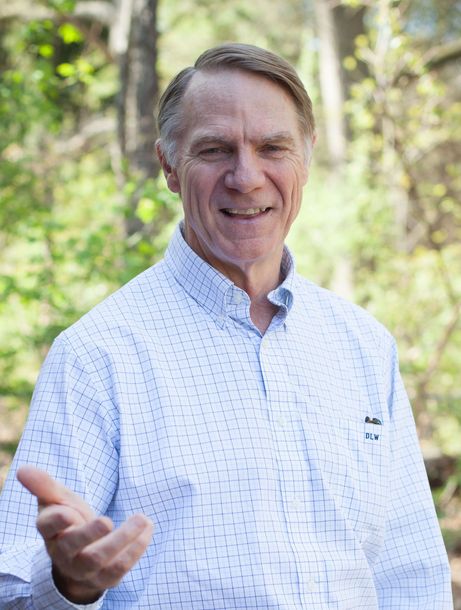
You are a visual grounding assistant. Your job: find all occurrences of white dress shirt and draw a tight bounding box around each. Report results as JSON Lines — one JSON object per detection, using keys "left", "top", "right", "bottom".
{"left": 0, "top": 223, "right": 453, "bottom": 609}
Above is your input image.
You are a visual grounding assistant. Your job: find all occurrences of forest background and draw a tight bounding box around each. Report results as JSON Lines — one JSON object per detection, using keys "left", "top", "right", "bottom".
{"left": 0, "top": 0, "right": 460, "bottom": 603}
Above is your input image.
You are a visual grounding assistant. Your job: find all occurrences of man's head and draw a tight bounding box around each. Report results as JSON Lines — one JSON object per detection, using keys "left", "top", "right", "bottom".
{"left": 156, "top": 44, "right": 316, "bottom": 286}
{"left": 157, "top": 43, "right": 316, "bottom": 167}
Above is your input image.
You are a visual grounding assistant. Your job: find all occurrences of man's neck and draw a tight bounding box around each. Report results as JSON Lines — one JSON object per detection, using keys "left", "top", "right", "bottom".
{"left": 183, "top": 227, "right": 285, "bottom": 333}
{"left": 233, "top": 265, "right": 283, "bottom": 333}
{"left": 212, "top": 258, "right": 285, "bottom": 334}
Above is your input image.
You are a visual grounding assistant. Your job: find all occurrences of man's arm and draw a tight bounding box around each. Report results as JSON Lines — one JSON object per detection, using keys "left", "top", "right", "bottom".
{"left": 16, "top": 466, "right": 153, "bottom": 605}
{"left": 0, "top": 334, "right": 152, "bottom": 608}
{"left": 372, "top": 340, "right": 453, "bottom": 609}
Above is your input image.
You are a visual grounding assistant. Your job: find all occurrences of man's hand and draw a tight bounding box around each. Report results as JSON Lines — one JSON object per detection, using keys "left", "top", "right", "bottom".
{"left": 17, "top": 465, "right": 154, "bottom": 605}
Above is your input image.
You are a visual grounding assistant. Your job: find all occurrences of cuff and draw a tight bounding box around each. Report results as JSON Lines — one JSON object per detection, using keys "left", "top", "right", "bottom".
{"left": 31, "top": 546, "right": 106, "bottom": 610}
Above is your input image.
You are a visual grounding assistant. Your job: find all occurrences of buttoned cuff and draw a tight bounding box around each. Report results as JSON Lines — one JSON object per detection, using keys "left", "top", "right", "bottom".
{"left": 31, "top": 545, "right": 106, "bottom": 610}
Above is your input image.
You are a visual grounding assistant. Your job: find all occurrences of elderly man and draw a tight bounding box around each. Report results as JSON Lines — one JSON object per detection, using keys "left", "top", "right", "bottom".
{"left": 0, "top": 43, "right": 452, "bottom": 609}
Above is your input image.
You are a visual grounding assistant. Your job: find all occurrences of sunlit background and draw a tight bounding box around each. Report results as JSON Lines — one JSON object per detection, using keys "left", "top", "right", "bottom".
{"left": 0, "top": 0, "right": 460, "bottom": 604}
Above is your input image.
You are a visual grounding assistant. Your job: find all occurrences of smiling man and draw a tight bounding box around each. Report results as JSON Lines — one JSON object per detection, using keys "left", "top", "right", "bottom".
{"left": 0, "top": 43, "right": 453, "bottom": 609}
{"left": 157, "top": 62, "right": 313, "bottom": 333}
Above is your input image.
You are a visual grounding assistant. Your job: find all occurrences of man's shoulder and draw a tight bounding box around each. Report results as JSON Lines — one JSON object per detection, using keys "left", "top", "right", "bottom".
{"left": 293, "top": 274, "right": 393, "bottom": 348}
{"left": 57, "top": 259, "right": 172, "bottom": 353}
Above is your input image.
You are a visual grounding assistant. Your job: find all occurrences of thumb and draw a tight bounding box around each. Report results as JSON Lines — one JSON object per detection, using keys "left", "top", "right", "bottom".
{"left": 17, "top": 465, "right": 95, "bottom": 521}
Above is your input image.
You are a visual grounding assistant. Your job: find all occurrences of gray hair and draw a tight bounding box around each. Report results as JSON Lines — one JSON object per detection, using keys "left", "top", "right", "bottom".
{"left": 157, "top": 43, "right": 316, "bottom": 166}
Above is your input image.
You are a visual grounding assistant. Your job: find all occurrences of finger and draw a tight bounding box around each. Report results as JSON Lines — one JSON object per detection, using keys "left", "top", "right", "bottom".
{"left": 37, "top": 504, "right": 87, "bottom": 540}
{"left": 95, "top": 519, "right": 154, "bottom": 589}
{"left": 16, "top": 465, "right": 94, "bottom": 521}
{"left": 17, "top": 465, "right": 72, "bottom": 504}
{"left": 53, "top": 517, "right": 114, "bottom": 563}
{"left": 73, "top": 515, "right": 153, "bottom": 579}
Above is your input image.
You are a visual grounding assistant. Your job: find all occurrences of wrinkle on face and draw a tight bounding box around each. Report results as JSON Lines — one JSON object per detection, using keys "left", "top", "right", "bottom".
{"left": 160, "top": 69, "right": 312, "bottom": 292}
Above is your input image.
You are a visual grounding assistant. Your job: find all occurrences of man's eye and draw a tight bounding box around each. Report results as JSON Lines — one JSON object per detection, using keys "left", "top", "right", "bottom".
{"left": 200, "top": 147, "right": 227, "bottom": 156}
{"left": 262, "top": 144, "right": 285, "bottom": 155}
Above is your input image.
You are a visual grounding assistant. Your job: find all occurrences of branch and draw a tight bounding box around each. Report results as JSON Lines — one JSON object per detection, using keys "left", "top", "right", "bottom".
{"left": 394, "top": 38, "right": 461, "bottom": 84}
{"left": 54, "top": 116, "right": 116, "bottom": 156}
{"left": 423, "top": 38, "right": 461, "bottom": 71}
{"left": 437, "top": 251, "right": 460, "bottom": 307}
{"left": 73, "top": 1, "right": 115, "bottom": 25}
{"left": 21, "top": 116, "right": 116, "bottom": 174}
{"left": 0, "top": 1, "right": 115, "bottom": 25}
{"left": 0, "top": 2, "right": 53, "bottom": 20}
{"left": 415, "top": 299, "right": 461, "bottom": 397}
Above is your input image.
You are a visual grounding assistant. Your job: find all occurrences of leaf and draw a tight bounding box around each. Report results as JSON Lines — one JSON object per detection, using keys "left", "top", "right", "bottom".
{"left": 58, "top": 23, "right": 83, "bottom": 45}
{"left": 136, "top": 198, "right": 158, "bottom": 224}
{"left": 56, "top": 62, "right": 75, "bottom": 77}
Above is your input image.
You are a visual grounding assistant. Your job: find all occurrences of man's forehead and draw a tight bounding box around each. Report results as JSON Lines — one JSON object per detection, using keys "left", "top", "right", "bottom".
{"left": 176, "top": 68, "right": 304, "bottom": 151}
{"left": 183, "top": 67, "right": 290, "bottom": 106}
{"left": 179, "top": 69, "right": 298, "bottom": 131}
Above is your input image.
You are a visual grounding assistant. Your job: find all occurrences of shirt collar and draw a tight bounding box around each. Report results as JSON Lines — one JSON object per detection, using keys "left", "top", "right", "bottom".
{"left": 164, "top": 222, "right": 296, "bottom": 327}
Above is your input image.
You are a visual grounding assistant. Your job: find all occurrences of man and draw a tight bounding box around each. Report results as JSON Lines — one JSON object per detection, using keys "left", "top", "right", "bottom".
{"left": 0, "top": 43, "right": 453, "bottom": 609}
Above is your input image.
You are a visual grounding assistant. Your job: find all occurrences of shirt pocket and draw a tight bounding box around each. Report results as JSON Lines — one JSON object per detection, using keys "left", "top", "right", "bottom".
{"left": 300, "top": 413, "right": 390, "bottom": 564}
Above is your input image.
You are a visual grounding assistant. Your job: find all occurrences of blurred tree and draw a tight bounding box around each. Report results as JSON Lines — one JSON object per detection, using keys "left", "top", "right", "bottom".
{"left": 113, "top": 0, "right": 160, "bottom": 236}
{"left": 0, "top": 0, "right": 173, "bottom": 413}
{"left": 312, "top": 0, "right": 364, "bottom": 299}
{"left": 344, "top": 0, "right": 461, "bottom": 438}
{"left": 292, "top": 0, "right": 461, "bottom": 458}
{"left": 0, "top": 0, "right": 460, "bottom": 535}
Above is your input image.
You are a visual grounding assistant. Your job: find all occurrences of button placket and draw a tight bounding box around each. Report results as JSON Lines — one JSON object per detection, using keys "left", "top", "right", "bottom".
{"left": 233, "top": 291, "right": 243, "bottom": 305}
{"left": 259, "top": 331, "right": 330, "bottom": 605}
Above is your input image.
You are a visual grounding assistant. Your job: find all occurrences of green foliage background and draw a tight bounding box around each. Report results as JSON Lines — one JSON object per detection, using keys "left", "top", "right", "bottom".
{"left": 0, "top": 0, "right": 460, "bottom": 555}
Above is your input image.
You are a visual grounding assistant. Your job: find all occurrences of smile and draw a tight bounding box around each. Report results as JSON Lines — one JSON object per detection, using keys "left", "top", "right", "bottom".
{"left": 221, "top": 207, "right": 270, "bottom": 216}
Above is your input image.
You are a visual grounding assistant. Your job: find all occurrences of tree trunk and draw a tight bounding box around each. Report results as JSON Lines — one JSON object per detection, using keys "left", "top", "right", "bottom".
{"left": 113, "top": 0, "right": 159, "bottom": 237}
{"left": 313, "top": 0, "right": 356, "bottom": 299}
{"left": 333, "top": 4, "right": 368, "bottom": 139}
{"left": 313, "top": 0, "right": 346, "bottom": 167}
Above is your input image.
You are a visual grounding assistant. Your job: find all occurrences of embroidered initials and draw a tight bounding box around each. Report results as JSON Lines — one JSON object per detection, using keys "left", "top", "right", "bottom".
{"left": 365, "top": 432, "right": 380, "bottom": 441}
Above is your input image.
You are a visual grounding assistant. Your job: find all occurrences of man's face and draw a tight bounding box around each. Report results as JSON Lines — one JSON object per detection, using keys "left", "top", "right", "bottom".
{"left": 160, "top": 69, "right": 310, "bottom": 278}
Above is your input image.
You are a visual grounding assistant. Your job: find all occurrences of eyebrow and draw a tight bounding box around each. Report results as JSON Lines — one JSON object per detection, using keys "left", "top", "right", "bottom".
{"left": 190, "top": 136, "right": 231, "bottom": 151}
{"left": 190, "top": 131, "right": 297, "bottom": 151}
{"left": 259, "top": 133, "right": 297, "bottom": 147}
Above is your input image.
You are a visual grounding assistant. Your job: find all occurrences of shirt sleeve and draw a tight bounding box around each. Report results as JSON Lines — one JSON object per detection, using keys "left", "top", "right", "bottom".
{"left": 0, "top": 334, "right": 119, "bottom": 609}
{"left": 372, "top": 339, "right": 453, "bottom": 609}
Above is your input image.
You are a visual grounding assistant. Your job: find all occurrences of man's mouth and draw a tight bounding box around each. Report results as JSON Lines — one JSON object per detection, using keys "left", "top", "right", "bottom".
{"left": 221, "top": 207, "right": 270, "bottom": 217}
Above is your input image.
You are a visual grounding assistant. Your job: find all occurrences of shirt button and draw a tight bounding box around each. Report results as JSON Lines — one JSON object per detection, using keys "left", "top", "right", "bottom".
{"left": 291, "top": 497, "right": 302, "bottom": 510}
{"left": 305, "top": 578, "right": 316, "bottom": 591}
{"left": 276, "top": 416, "right": 287, "bottom": 428}
{"left": 234, "top": 292, "right": 243, "bottom": 305}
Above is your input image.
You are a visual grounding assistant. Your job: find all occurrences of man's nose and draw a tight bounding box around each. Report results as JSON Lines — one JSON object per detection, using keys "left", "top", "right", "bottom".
{"left": 223, "top": 151, "right": 265, "bottom": 192}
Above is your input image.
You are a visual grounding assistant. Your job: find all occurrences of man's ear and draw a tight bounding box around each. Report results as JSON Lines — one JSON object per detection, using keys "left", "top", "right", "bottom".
{"left": 303, "top": 132, "right": 317, "bottom": 181}
{"left": 156, "top": 139, "right": 181, "bottom": 194}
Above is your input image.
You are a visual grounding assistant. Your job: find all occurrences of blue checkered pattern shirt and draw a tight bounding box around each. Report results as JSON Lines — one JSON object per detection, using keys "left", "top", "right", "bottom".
{"left": 0, "top": 223, "right": 452, "bottom": 609}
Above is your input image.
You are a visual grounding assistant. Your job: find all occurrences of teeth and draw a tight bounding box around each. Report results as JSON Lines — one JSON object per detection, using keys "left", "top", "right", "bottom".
{"left": 224, "top": 207, "right": 268, "bottom": 215}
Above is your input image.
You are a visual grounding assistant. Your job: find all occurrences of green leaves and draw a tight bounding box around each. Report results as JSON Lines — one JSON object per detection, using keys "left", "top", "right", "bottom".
{"left": 0, "top": 0, "right": 459, "bottom": 525}
{"left": 58, "top": 23, "right": 83, "bottom": 45}
{"left": 290, "top": 0, "right": 461, "bottom": 477}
